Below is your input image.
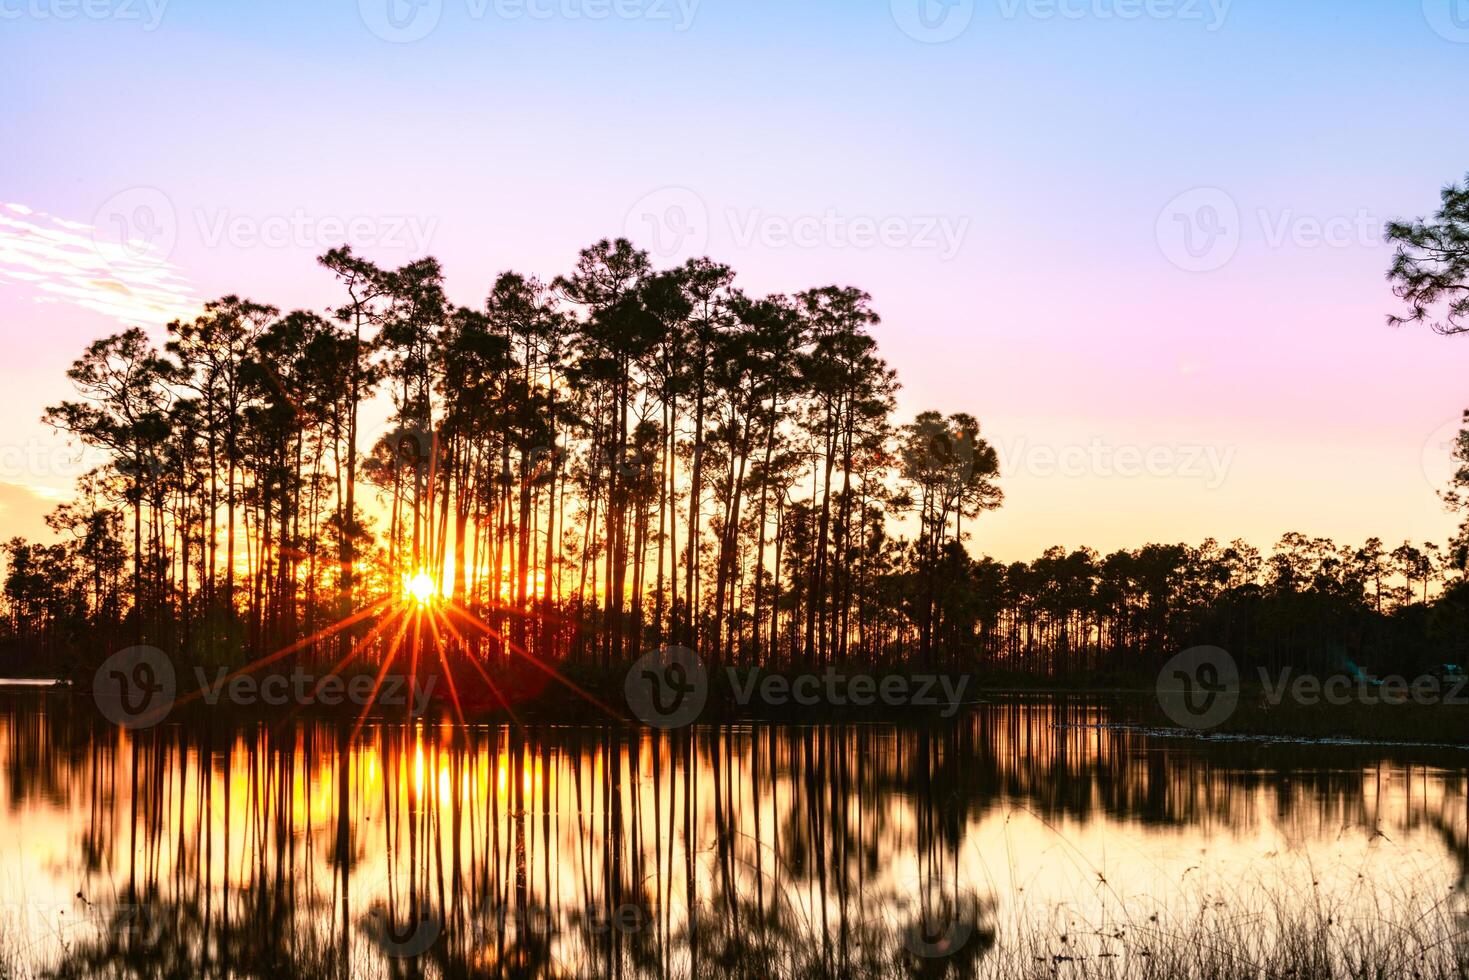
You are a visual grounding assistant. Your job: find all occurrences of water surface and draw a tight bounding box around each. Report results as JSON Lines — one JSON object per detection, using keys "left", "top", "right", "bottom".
{"left": 0, "top": 692, "right": 1465, "bottom": 977}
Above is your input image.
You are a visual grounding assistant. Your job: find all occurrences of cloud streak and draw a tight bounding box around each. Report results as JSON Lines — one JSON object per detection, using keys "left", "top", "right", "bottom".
{"left": 0, "top": 201, "right": 197, "bottom": 327}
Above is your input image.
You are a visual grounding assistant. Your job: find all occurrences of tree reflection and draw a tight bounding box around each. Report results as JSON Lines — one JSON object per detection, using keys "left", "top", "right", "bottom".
{"left": 0, "top": 692, "right": 1461, "bottom": 978}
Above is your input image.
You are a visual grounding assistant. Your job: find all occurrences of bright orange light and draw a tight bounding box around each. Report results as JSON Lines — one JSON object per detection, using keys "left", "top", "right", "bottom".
{"left": 403, "top": 570, "right": 440, "bottom": 607}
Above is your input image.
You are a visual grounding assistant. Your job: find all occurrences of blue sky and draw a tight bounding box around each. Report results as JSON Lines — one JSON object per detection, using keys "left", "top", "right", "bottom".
{"left": 3, "top": 0, "right": 1468, "bottom": 558}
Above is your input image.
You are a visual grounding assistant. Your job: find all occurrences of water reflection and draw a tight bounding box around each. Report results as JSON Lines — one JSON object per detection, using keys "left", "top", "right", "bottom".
{"left": 0, "top": 693, "right": 1466, "bottom": 978}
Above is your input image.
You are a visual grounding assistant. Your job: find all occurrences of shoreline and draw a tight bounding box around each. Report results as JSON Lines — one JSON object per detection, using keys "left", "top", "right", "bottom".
{"left": 15, "top": 670, "right": 1469, "bottom": 746}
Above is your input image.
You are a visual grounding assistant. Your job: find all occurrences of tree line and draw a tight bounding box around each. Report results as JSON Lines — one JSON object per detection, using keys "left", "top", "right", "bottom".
{"left": 1, "top": 241, "right": 1007, "bottom": 674}
{"left": 3, "top": 163, "right": 1469, "bottom": 685}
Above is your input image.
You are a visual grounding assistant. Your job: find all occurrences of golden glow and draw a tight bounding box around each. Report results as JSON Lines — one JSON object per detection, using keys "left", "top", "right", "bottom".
{"left": 402, "top": 570, "right": 440, "bottom": 607}
{"left": 3, "top": 707, "right": 1462, "bottom": 976}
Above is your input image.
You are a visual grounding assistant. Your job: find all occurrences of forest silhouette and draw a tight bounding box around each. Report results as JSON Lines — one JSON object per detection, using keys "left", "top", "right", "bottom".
{"left": 4, "top": 171, "right": 1469, "bottom": 695}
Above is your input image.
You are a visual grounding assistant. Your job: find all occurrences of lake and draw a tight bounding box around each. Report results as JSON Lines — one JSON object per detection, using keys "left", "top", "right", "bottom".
{"left": 0, "top": 690, "right": 1466, "bottom": 978}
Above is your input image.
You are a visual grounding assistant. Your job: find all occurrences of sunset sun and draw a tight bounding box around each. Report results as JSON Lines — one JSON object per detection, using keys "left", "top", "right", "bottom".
{"left": 402, "top": 570, "right": 440, "bottom": 608}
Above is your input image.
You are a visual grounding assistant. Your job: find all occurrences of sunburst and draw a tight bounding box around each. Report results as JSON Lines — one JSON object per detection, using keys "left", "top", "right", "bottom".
{"left": 402, "top": 570, "right": 440, "bottom": 608}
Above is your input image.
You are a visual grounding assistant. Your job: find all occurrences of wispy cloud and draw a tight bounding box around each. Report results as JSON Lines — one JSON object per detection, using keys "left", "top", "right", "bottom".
{"left": 0, "top": 201, "right": 197, "bottom": 326}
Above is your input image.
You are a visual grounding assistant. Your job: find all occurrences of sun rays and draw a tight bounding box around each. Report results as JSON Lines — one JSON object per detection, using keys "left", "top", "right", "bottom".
{"left": 166, "top": 572, "right": 625, "bottom": 749}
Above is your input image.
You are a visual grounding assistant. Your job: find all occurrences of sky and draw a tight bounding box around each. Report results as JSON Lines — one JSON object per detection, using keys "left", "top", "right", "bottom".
{"left": 1, "top": 0, "right": 1467, "bottom": 563}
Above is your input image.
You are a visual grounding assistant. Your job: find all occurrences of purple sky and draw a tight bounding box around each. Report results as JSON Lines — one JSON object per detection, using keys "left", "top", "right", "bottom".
{"left": 2, "top": 0, "right": 1468, "bottom": 560}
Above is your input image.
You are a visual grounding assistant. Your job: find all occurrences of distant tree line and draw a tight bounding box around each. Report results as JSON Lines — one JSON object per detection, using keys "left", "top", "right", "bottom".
{"left": 938, "top": 533, "right": 1468, "bottom": 678}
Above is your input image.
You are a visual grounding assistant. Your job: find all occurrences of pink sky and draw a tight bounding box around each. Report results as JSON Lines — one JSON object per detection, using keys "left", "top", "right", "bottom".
{"left": 2, "top": 0, "right": 1467, "bottom": 562}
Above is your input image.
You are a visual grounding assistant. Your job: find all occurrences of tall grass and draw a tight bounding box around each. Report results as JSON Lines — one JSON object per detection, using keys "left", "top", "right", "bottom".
{"left": 3, "top": 875, "right": 1466, "bottom": 979}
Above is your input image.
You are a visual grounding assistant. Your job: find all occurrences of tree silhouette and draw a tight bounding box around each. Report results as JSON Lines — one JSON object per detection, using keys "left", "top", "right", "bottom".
{"left": 1387, "top": 172, "right": 1469, "bottom": 334}
{"left": 3, "top": 232, "right": 1467, "bottom": 686}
